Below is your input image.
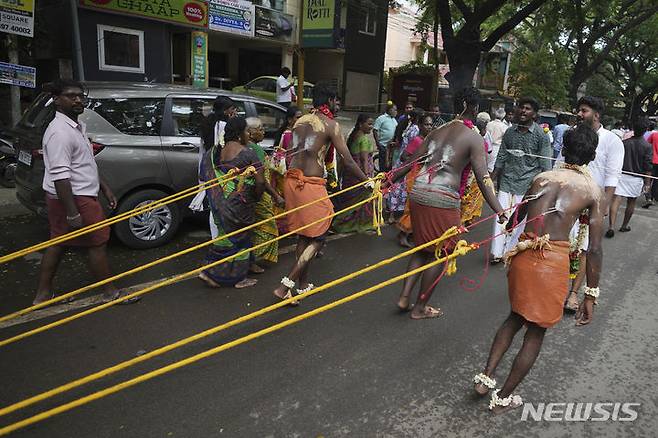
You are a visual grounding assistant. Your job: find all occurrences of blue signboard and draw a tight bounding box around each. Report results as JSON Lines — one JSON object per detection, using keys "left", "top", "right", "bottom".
{"left": 0, "top": 61, "right": 36, "bottom": 88}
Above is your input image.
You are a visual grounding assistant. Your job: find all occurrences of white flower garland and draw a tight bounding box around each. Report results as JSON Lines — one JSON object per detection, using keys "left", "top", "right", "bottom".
{"left": 297, "top": 283, "right": 314, "bottom": 295}
{"left": 489, "top": 389, "right": 523, "bottom": 410}
{"left": 280, "top": 276, "right": 295, "bottom": 289}
{"left": 584, "top": 286, "right": 600, "bottom": 304}
{"left": 473, "top": 373, "right": 497, "bottom": 389}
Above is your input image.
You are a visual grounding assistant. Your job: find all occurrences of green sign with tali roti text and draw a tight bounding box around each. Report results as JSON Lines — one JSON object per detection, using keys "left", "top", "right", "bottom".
{"left": 302, "top": 0, "right": 336, "bottom": 48}
{"left": 79, "top": 0, "right": 208, "bottom": 28}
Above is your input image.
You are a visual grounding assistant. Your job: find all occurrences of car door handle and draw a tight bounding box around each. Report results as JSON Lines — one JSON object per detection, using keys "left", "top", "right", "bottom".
{"left": 171, "top": 142, "right": 198, "bottom": 150}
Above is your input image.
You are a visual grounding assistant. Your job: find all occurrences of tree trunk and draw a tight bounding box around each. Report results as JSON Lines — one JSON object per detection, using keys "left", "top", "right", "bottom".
{"left": 443, "top": 27, "right": 482, "bottom": 115}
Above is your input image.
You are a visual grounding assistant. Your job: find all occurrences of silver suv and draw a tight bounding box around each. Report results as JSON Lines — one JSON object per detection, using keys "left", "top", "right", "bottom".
{"left": 14, "top": 82, "right": 287, "bottom": 249}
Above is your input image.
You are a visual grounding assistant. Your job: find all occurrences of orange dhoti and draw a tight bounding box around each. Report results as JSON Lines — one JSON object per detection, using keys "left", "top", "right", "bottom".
{"left": 507, "top": 233, "right": 571, "bottom": 328}
{"left": 283, "top": 168, "right": 334, "bottom": 238}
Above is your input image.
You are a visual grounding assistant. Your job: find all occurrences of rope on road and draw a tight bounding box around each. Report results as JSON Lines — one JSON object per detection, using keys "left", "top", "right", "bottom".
{"left": 0, "top": 174, "right": 383, "bottom": 323}
{"left": 0, "top": 238, "right": 475, "bottom": 436}
{"left": 0, "top": 183, "right": 387, "bottom": 347}
{"left": 0, "top": 227, "right": 462, "bottom": 418}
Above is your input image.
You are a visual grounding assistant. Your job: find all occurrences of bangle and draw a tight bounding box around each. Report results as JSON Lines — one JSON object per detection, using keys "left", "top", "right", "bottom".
{"left": 584, "top": 286, "right": 600, "bottom": 303}
{"left": 66, "top": 213, "right": 81, "bottom": 220}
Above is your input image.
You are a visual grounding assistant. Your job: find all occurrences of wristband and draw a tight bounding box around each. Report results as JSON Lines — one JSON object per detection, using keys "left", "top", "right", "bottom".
{"left": 66, "top": 213, "right": 81, "bottom": 221}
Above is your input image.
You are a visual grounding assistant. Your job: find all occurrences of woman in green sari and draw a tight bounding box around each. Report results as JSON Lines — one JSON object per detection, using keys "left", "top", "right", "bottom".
{"left": 332, "top": 114, "right": 376, "bottom": 234}
{"left": 246, "top": 117, "right": 285, "bottom": 271}
{"left": 198, "top": 117, "right": 266, "bottom": 289}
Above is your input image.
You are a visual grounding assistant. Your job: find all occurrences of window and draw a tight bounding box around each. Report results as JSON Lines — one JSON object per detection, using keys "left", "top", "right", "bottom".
{"left": 359, "top": 3, "right": 377, "bottom": 36}
{"left": 171, "top": 98, "right": 246, "bottom": 137}
{"left": 253, "top": 102, "right": 286, "bottom": 138}
{"left": 88, "top": 98, "right": 164, "bottom": 136}
{"left": 264, "top": 79, "right": 277, "bottom": 93}
{"left": 248, "top": 78, "right": 269, "bottom": 91}
{"left": 98, "top": 25, "right": 145, "bottom": 73}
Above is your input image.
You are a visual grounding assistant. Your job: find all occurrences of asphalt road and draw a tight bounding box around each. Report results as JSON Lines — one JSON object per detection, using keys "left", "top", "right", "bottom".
{"left": 0, "top": 201, "right": 657, "bottom": 437}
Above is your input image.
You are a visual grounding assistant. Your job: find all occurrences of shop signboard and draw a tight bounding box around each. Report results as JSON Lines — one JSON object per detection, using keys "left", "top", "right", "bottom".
{"left": 0, "top": 61, "right": 36, "bottom": 88}
{"left": 302, "top": 0, "right": 337, "bottom": 48}
{"left": 0, "top": 0, "right": 34, "bottom": 37}
{"left": 209, "top": 0, "right": 254, "bottom": 37}
{"left": 254, "top": 5, "right": 294, "bottom": 43}
{"left": 79, "top": 0, "right": 208, "bottom": 28}
{"left": 191, "top": 31, "right": 207, "bottom": 88}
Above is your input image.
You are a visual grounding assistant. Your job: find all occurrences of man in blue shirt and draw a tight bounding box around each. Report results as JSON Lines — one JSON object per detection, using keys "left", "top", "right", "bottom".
{"left": 373, "top": 103, "right": 398, "bottom": 171}
{"left": 552, "top": 114, "right": 571, "bottom": 159}
{"left": 490, "top": 97, "right": 553, "bottom": 262}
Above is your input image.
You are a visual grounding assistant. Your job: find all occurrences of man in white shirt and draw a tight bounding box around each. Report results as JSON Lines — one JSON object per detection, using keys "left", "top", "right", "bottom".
{"left": 276, "top": 67, "right": 295, "bottom": 108}
{"left": 34, "top": 79, "right": 136, "bottom": 305}
{"left": 564, "top": 96, "right": 624, "bottom": 311}
{"left": 486, "top": 107, "right": 508, "bottom": 172}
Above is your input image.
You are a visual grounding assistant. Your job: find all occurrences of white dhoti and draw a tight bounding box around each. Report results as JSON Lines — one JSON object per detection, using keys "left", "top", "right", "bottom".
{"left": 615, "top": 174, "right": 643, "bottom": 198}
{"left": 491, "top": 191, "right": 526, "bottom": 259}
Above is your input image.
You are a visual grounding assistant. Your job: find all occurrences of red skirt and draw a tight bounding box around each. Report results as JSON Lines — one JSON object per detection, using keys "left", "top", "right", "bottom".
{"left": 409, "top": 201, "right": 461, "bottom": 253}
{"left": 47, "top": 195, "right": 110, "bottom": 247}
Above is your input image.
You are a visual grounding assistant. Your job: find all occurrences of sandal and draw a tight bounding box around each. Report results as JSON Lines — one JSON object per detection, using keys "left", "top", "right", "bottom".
{"left": 277, "top": 277, "right": 299, "bottom": 306}
{"left": 410, "top": 305, "right": 443, "bottom": 320}
{"left": 489, "top": 389, "right": 523, "bottom": 414}
{"left": 619, "top": 226, "right": 631, "bottom": 232}
{"left": 473, "top": 373, "right": 496, "bottom": 396}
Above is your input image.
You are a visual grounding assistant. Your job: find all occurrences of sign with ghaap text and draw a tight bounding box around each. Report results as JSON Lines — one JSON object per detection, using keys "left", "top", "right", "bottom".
{"left": 80, "top": 0, "right": 208, "bottom": 28}
{"left": 0, "top": 0, "right": 35, "bottom": 37}
{"left": 0, "top": 61, "right": 36, "bottom": 88}
{"left": 209, "top": 0, "right": 254, "bottom": 37}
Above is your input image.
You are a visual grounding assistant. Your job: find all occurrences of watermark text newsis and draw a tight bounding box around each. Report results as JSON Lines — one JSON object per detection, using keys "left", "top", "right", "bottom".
{"left": 521, "top": 403, "right": 640, "bottom": 422}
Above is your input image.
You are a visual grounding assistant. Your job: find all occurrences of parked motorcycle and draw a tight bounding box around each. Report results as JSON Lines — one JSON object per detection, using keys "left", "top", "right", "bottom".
{"left": 0, "top": 134, "right": 17, "bottom": 188}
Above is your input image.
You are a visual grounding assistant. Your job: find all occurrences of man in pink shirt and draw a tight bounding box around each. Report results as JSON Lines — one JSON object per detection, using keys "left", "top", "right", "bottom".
{"left": 642, "top": 128, "right": 658, "bottom": 208}
{"left": 34, "top": 79, "right": 137, "bottom": 305}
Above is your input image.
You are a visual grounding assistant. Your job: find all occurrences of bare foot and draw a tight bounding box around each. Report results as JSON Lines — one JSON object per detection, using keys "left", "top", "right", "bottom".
{"left": 397, "top": 295, "right": 413, "bottom": 312}
{"left": 410, "top": 305, "right": 443, "bottom": 319}
{"left": 273, "top": 285, "right": 289, "bottom": 300}
{"left": 32, "top": 291, "right": 54, "bottom": 306}
{"left": 249, "top": 263, "right": 265, "bottom": 274}
{"left": 564, "top": 291, "right": 579, "bottom": 312}
{"left": 234, "top": 278, "right": 258, "bottom": 289}
{"left": 474, "top": 383, "right": 490, "bottom": 396}
{"left": 490, "top": 396, "right": 523, "bottom": 415}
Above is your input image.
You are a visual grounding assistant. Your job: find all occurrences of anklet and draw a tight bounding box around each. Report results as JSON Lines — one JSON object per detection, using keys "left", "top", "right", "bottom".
{"left": 473, "top": 373, "right": 496, "bottom": 389}
{"left": 584, "top": 286, "right": 600, "bottom": 304}
{"left": 489, "top": 389, "right": 523, "bottom": 410}
{"left": 281, "top": 276, "right": 295, "bottom": 289}
{"left": 296, "top": 283, "right": 314, "bottom": 295}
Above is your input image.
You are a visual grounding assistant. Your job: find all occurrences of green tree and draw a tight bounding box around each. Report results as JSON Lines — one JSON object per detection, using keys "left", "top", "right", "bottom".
{"left": 414, "top": 0, "right": 550, "bottom": 109}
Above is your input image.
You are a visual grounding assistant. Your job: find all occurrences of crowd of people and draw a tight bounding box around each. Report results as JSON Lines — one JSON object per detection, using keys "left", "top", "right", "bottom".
{"left": 32, "top": 78, "right": 656, "bottom": 414}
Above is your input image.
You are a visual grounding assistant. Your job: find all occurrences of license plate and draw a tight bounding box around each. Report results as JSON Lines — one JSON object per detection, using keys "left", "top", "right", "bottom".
{"left": 18, "top": 150, "right": 32, "bottom": 166}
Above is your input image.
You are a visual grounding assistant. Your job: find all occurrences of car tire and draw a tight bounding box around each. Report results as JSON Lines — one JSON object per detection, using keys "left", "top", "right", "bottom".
{"left": 113, "top": 189, "right": 180, "bottom": 249}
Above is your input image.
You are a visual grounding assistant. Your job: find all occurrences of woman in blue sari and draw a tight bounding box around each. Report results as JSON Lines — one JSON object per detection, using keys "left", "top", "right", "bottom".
{"left": 198, "top": 117, "right": 266, "bottom": 289}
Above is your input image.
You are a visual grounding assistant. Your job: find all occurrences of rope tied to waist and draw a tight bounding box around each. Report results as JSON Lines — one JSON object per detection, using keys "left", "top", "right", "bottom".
{"left": 503, "top": 233, "right": 552, "bottom": 267}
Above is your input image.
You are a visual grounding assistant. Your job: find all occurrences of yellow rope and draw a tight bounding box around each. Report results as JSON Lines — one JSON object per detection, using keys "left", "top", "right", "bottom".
{"left": 0, "top": 167, "right": 245, "bottom": 265}
{"left": 0, "top": 239, "right": 474, "bottom": 436}
{"left": 0, "top": 227, "right": 461, "bottom": 418}
{"left": 0, "top": 176, "right": 382, "bottom": 323}
{"left": 371, "top": 172, "right": 386, "bottom": 236}
{"left": 0, "top": 190, "right": 383, "bottom": 347}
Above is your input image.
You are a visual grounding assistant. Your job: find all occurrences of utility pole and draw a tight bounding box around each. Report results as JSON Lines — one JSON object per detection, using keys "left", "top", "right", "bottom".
{"left": 6, "top": 34, "right": 21, "bottom": 127}
{"left": 296, "top": 0, "right": 306, "bottom": 111}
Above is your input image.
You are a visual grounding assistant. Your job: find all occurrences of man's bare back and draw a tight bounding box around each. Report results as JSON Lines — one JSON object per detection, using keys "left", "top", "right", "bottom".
{"left": 411, "top": 120, "right": 485, "bottom": 190}
{"left": 519, "top": 168, "right": 604, "bottom": 241}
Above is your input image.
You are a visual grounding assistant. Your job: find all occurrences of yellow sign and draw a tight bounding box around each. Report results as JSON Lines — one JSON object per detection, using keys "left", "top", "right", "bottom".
{"left": 0, "top": 0, "right": 35, "bottom": 37}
